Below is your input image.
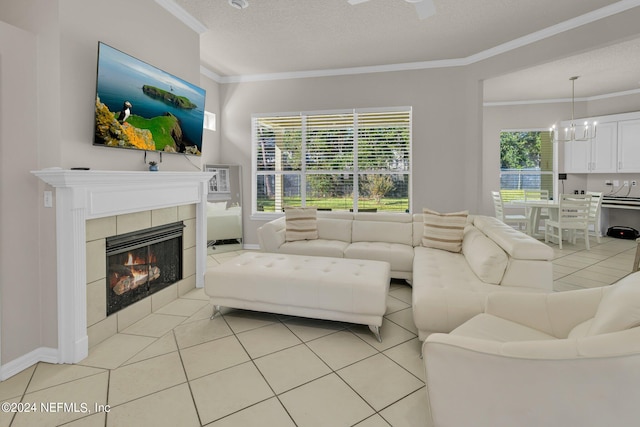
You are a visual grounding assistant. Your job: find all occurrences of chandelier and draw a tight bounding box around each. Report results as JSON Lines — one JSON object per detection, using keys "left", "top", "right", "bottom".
{"left": 550, "top": 76, "right": 597, "bottom": 143}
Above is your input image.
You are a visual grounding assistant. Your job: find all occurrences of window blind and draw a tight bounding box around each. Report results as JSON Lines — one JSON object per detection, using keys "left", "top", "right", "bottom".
{"left": 253, "top": 108, "right": 412, "bottom": 213}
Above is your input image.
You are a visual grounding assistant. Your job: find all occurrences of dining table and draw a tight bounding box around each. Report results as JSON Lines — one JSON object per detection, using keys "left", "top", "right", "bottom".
{"left": 511, "top": 199, "right": 560, "bottom": 238}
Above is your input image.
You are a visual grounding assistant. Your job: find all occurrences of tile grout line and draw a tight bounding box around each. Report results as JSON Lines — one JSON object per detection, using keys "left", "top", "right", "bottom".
{"left": 173, "top": 328, "right": 206, "bottom": 427}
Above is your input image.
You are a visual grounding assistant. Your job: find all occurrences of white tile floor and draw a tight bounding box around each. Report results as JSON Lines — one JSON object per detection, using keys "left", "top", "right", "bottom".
{"left": 1, "top": 237, "right": 637, "bottom": 427}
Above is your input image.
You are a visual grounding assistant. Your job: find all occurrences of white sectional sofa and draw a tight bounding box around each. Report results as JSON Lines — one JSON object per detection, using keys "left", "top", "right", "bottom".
{"left": 258, "top": 212, "right": 554, "bottom": 337}
{"left": 259, "top": 212, "right": 416, "bottom": 280}
{"left": 412, "top": 215, "right": 554, "bottom": 339}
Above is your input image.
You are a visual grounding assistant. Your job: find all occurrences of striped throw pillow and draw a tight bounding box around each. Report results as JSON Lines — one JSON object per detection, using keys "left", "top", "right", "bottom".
{"left": 422, "top": 208, "right": 468, "bottom": 253}
{"left": 285, "top": 207, "right": 319, "bottom": 242}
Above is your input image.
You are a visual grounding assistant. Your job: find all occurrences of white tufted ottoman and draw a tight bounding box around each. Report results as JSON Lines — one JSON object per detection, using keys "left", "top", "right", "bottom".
{"left": 205, "top": 252, "right": 391, "bottom": 341}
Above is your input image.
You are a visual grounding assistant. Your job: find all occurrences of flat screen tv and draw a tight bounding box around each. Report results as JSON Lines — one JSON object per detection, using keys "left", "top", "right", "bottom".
{"left": 94, "top": 42, "right": 206, "bottom": 156}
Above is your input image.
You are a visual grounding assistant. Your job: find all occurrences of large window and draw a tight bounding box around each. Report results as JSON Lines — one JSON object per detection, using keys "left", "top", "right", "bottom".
{"left": 499, "top": 130, "right": 554, "bottom": 202}
{"left": 252, "top": 108, "right": 411, "bottom": 214}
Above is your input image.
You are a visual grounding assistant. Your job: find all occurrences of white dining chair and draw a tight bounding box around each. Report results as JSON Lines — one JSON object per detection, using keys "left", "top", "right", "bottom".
{"left": 586, "top": 191, "right": 603, "bottom": 243}
{"left": 545, "top": 194, "right": 592, "bottom": 250}
{"left": 524, "top": 189, "right": 549, "bottom": 234}
{"left": 491, "top": 191, "right": 527, "bottom": 231}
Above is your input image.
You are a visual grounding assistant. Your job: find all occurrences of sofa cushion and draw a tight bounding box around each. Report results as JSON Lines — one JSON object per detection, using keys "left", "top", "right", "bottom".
{"left": 279, "top": 239, "right": 349, "bottom": 258}
{"left": 568, "top": 319, "right": 594, "bottom": 339}
{"left": 422, "top": 208, "right": 468, "bottom": 253}
{"left": 473, "top": 216, "right": 553, "bottom": 260}
{"left": 285, "top": 207, "right": 318, "bottom": 242}
{"left": 316, "top": 217, "right": 352, "bottom": 242}
{"left": 351, "top": 213, "right": 413, "bottom": 245}
{"left": 451, "top": 313, "right": 557, "bottom": 342}
{"left": 462, "top": 227, "right": 508, "bottom": 285}
{"left": 588, "top": 273, "right": 640, "bottom": 335}
{"left": 345, "top": 241, "right": 414, "bottom": 273}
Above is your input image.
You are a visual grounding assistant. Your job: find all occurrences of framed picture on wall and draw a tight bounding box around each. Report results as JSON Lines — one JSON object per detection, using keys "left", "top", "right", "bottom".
{"left": 205, "top": 165, "right": 230, "bottom": 194}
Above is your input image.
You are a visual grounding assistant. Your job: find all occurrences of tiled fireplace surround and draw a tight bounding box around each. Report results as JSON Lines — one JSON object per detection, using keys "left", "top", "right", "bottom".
{"left": 32, "top": 169, "right": 213, "bottom": 367}
{"left": 85, "top": 206, "right": 197, "bottom": 348}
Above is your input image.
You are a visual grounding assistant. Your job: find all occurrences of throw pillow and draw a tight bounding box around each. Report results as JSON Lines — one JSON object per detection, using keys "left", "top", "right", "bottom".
{"left": 587, "top": 273, "right": 640, "bottom": 335}
{"left": 284, "top": 207, "right": 319, "bottom": 242}
{"left": 422, "top": 208, "right": 468, "bottom": 253}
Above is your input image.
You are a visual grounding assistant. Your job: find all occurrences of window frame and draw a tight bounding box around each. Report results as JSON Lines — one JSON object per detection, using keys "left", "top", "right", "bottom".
{"left": 499, "top": 128, "right": 557, "bottom": 202}
{"left": 251, "top": 107, "right": 412, "bottom": 218}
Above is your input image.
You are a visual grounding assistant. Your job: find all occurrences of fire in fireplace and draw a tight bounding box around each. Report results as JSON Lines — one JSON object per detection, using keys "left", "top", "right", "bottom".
{"left": 106, "top": 221, "right": 184, "bottom": 316}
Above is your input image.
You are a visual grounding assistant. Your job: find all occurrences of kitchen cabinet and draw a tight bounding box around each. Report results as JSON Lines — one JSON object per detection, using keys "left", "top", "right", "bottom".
{"left": 563, "top": 138, "right": 590, "bottom": 173}
{"left": 563, "top": 122, "right": 616, "bottom": 173}
{"left": 617, "top": 119, "right": 640, "bottom": 172}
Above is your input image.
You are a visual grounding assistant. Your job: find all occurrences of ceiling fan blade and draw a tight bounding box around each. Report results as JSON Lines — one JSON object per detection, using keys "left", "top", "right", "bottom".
{"left": 413, "top": 0, "right": 436, "bottom": 20}
{"left": 348, "top": 0, "right": 370, "bottom": 5}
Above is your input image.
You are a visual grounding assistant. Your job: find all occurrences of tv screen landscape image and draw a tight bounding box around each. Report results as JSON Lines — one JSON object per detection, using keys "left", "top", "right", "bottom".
{"left": 94, "top": 42, "right": 206, "bottom": 156}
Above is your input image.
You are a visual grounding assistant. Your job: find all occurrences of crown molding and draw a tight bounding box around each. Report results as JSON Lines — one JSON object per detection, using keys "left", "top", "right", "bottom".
{"left": 215, "top": 58, "right": 466, "bottom": 84}
{"left": 155, "top": 0, "right": 208, "bottom": 34}
{"left": 484, "top": 88, "right": 640, "bottom": 107}
{"left": 200, "top": 65, "right": 224, "bottom": 83}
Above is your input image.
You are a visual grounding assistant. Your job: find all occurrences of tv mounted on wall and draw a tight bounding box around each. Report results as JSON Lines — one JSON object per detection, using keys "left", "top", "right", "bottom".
{"left": 94, "top": 42, "right": 206, "bottom": 156}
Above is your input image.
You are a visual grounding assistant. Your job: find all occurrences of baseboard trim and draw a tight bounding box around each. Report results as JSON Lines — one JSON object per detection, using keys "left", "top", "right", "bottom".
{"left": 243, "top": 243, "right": 260, "bottom": 250}
{"left": 0, "top": 347, "right": 59, "bottom": 380}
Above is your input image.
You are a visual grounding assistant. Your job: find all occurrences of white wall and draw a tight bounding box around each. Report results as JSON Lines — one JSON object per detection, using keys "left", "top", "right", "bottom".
{"left": 0, "top": 0, "right": 206, "bottom": 373}
{"left": 200, "top": 75, "right": 222, "bottom": 164}
{"left": 57, "top": 0, "right": 203, "bottom": 171}
{"left": 0, "top": 21, "right": 40, "bottom": 368}
{"left": 219, "top": 67, "right": 481, "bottom": 244}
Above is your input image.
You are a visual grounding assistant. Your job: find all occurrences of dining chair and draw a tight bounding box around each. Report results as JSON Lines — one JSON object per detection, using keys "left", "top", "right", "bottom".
{"left": 545, "top": 194, "right": 592, "bottom": 250}
{"left": 491, "top": 191, "right": 527, "bottom": 231}
{"left": 586, "top": 191, "right": 603, "bottom": 243}
{"left": 524, "top": 189, "right": 549, "bottom": 234}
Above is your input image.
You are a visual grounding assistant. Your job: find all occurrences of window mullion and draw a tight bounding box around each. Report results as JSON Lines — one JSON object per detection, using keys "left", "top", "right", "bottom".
{"left": 353, "top": 110, "right": 359, "bottom": 212}
{"left": 301, "top": 115, "right": 307, "bottom": 207}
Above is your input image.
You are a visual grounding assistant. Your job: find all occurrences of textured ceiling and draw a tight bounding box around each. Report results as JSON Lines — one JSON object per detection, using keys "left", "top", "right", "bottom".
{"left": 173, "top": 0, "right": 640, "bottom": 101}
{"left": 483, "top": 36, "right": 640, "bottom": 102}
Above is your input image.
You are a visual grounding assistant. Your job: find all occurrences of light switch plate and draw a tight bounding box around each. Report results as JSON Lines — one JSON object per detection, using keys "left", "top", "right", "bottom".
{"left": 44, "top": 191, "right": 53, "bottom": 208}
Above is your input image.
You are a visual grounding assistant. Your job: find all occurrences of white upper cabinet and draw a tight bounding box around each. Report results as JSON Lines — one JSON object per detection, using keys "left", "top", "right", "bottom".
{"left": 590, "top": 121, "right": 617, "bottom": 173}
{"left": 618, "top": 119, "right": 640, "bottom": 173}
{"left": 564, "top": 139, "right": 590, "bottom": 173}
{"left": 563, "top": 112, "right": 640, "bottom": 174}
{"left": 563, "top": 122, "right": 616, "bottom": 173}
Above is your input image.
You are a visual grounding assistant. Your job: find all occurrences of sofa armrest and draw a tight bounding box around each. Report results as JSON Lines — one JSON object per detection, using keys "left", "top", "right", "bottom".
{"left": 485, "top": 288, "right": 606, "bottom": 338}
{"left": 257, "top": 217, "right": 286, "bottom": 252}
{"left": 423, "top": 332, "right": 640, "bottom": 427}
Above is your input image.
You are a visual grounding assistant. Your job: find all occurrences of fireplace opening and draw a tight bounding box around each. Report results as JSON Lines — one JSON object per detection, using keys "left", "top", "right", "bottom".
{"left": 106, "top": 221, "right": 184, "bottom": 316}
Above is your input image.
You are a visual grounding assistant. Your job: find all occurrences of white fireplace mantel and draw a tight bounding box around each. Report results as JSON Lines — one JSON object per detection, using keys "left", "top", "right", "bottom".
{"left": 32, "top": 168, "right": 214, "bottom": 364}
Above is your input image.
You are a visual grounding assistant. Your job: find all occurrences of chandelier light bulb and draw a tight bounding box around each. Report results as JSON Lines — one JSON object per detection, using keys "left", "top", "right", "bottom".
{"left": 550, "top": 76, "right": 597, "bottom": 143}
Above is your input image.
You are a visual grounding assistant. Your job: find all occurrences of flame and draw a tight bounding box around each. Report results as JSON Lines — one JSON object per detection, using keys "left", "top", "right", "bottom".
{"left": 125, "top": 253, "right": 147, "bottom": 266}
{"left": 109, "top": 250, "right": 161, "bottom": 295}
{"left": 121, "top": 252, "right": 152, "bottom": 283}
